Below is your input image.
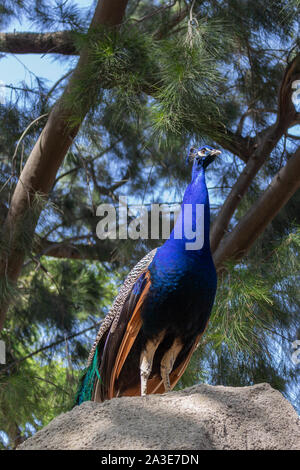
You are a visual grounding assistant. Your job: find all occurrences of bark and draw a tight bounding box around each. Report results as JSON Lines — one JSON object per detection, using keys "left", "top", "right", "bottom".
{"left": 213, "top": 146, "right": 300, "bottom": 270}
{"left": 0, "top": 6, "right": 188, "bottom": 54}
{"left": 0, "top": 31, "right": 76, "bottom": 55}
{"left": 0, "top": 0, "right": 129, "bottom": 331}
{"left": 34, "top": 239, "right": 116, "bottom": 262}
{"left": 210, "top": 54, "right": 300, "bottom": 253}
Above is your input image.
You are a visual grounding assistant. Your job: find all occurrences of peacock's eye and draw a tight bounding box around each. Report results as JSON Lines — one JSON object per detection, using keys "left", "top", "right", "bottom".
{"left": 197, "top": 148, "right": 207, "bottom": 157}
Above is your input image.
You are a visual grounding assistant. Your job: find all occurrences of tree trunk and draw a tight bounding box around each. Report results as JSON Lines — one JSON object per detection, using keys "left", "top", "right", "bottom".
{"left": 0, "top": 0, "right": 129, "bottom": 331}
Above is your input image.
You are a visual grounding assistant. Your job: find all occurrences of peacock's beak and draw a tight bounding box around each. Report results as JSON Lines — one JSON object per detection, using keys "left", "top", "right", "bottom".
{"left": 209, "top": 149, "right": 222, "bottom": 156}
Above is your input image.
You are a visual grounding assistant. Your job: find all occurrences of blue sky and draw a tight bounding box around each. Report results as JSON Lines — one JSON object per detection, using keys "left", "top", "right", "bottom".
{"left": 1, "top": 0, "right": 92, "bottom": 91}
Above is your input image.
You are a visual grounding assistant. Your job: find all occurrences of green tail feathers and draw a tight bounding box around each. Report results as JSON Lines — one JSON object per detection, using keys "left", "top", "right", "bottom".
{"left": 74, "top": 347, "right": 101, "bottom": 406}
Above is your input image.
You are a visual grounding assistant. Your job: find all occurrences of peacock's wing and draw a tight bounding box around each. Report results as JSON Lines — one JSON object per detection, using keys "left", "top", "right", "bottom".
{"left": 96, "top": 284, "right": 209, "bottom": 400}
{"left": 75, "top": 249, "right": 157, "bottom": 405}
{"left": 94, "top": 269, "right": 152, "bottom": 401}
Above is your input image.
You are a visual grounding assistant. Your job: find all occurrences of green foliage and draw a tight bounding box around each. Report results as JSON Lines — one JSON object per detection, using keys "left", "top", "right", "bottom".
{"left": 210, "top": 267, "right": 273, "bottom": 352}
{"left": 66, "top": 16, "right": 236, "bottom": 142}
{"left": 0, "top": 357, "right": 79, "bottom": 449}
{"left": 65, "top": 26, "right": 156, "bottom": 127}
{"left": 181, "top": 229, "right": 300, "bottom": 410}
{"left": 0, "top": 258, "right": 118, "bottom": 448}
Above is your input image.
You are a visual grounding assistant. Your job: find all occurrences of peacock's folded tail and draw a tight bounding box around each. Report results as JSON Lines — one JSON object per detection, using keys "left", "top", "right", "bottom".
{"left": 74, "top": 249, "right": 157, "bottom": 406}
{"left": 93, "top": 270, "right": 151, "bottom": 401}
{"left": 74, "top": 346, "right": 100, "bottom": 406}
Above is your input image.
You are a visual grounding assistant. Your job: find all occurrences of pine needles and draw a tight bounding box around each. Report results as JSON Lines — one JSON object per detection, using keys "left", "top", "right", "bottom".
{"left": 65, "top": 17, "right": 235, "bottom": 142}
{"left": 181, "top": 228, "right": 300, "bottom": 410}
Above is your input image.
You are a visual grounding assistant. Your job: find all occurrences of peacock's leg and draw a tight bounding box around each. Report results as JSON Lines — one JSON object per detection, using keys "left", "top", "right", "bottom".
{"left": 160, "top": 337, "right": 183, "bottom": 392}
{"left": 140, "top": 330, "right": 165, "bottom": 396}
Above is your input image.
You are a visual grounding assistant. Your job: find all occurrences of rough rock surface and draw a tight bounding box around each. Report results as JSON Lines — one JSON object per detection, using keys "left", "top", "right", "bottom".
{"left": 19, "top": 383, "right": 300, "bottom": 450}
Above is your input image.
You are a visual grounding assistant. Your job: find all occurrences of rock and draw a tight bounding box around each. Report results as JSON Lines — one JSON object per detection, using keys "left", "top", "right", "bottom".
{"left": 18, "top": 383, "right": 300, "bottom": 450}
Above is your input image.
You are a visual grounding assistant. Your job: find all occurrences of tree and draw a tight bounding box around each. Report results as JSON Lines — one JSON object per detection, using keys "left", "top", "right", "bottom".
{"left": 0, "top": 0, "right": 299, "bottom": 448}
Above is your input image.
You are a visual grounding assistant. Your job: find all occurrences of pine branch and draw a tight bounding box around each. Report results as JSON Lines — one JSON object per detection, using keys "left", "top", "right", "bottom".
{"left": 2, "top": 322, "right": 100, "bottom": 372}
{"left": 128, "top": 1, "right": 178, "bottom": 25}
{"left": 153, "top": 4, "right": 189, "bottom": 40}
{"left": 32, "top": 375, "right": 71, "bottom": 396}
{"left": 211, "top": 54, "right": 300, "bottom": 253}
{"left": 89, "top": 159, "right": 130, "bottom": 197}
{"left": 12, "top": 113, "right": 49, "bottom": 176}
{"left": 213, "top": 146, "right": 300, "bottom": 270}
{"left": 0, "top": 31, "right": 76, "bottom": 55}
{"left": 53, "top": 137, "right": 123, "bottom": 187}
{"left": 34, "top": 238, "right": 116, "bottom": 262}
{"left": 213, "top": 127, "right": 255, "bottom": 163}
{"left": 43, "top": 70, "right": 73, "bottom": 103}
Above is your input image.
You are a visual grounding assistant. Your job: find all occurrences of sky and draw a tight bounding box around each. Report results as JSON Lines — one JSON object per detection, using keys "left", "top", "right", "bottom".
{"left": 0, "top": 0, "right": 92, "bottom": 92}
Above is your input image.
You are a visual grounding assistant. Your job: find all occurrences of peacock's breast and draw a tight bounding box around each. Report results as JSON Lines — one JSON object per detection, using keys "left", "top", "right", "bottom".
{"left": 141, "top": 249, "right": 217, "bottom": 338}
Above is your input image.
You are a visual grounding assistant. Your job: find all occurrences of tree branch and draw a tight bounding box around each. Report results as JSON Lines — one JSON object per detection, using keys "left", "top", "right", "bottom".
{"left": 35, "top": 238, "right": 116, "bottom": 262}
{"left": 53, "top": 138, "right": 123, "bottom": 187}
{"left": 0, "top": 31, "right": 76, "bottom": 55}
{"left": 210, "top": 54, "right": 300, "bottom": 253}
{"left": 89, "top": 159, "right": 130, "bottom": 197}
{"left": 153, "top": 5, "right": 189, "bottom": 40}
{"left": 2, "top": 322, "right": 100, "bottom": 372}
{"left": 213, "top": 146, "right": 300, "bottom": 270}
{"left": 213, "top": 127, "right": 255, "bottom": 163}
{"left": 0, "top": 4, "right": 187, "bottom": 55}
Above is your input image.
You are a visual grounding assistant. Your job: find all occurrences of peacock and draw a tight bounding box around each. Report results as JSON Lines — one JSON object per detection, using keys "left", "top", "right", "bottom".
{"left": 75, "top": 145, "right": 221, "bottom": 404}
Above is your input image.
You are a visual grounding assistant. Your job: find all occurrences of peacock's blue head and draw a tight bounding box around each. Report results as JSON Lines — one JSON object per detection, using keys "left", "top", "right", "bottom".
{"left": 186, "top": 145, "right": 221, "bottom": 171}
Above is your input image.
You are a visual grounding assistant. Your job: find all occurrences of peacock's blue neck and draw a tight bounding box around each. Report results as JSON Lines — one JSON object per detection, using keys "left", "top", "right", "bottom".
{"left": 162, "top": 165, "right": 212, "bottom": 257}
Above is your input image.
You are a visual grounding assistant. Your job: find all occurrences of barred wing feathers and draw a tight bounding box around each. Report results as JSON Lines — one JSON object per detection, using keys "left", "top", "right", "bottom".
{"left": 75, "top": 249, "right": 156, "bottom": 405}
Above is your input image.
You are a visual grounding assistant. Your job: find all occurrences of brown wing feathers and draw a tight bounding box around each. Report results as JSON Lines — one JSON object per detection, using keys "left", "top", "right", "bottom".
{"left": 92, "top": 271, "right": 151, "bottom": 401}
{"left": 87, "top": 249, "right": 157, "bottom": 368}
{"left": 109, "top": 272, "right": 151, "bottom": 399}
